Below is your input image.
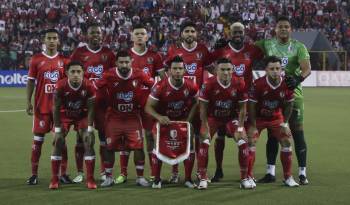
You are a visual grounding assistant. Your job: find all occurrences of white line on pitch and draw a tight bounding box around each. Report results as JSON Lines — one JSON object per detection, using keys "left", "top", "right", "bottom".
{"left": 0, "top": 109, "right": 25, "bottom": 113}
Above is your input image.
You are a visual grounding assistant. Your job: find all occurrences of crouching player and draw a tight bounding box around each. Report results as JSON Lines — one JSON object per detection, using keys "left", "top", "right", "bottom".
{"left": 197, "top": 58, "right": 252, "bottom": 190}
{"left": 96, "top": 51, "right": 154, "bottom": 187}
{"left": 145, "top": 56, "right": 198, "bottom": 189}
{"left": 247, "top": 56, "right": 299, "bottom": 187}
{"left": 50, "top": 61, "right": 97, "bottom": 189}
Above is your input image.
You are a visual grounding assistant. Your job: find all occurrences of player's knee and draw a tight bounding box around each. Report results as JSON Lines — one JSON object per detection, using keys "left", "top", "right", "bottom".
{"left": 280, "top": 138, "right": 291, "bottom": 147}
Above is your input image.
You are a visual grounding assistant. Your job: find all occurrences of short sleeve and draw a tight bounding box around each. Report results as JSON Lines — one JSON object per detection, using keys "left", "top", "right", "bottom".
{"left": 198, "top": 82, "right": 210, "bottom": 102}
{"left": 149, "top": 82, "right": 162, "bottom": 101}
{"left": 27, "top": 57, "right": 37, "bottom": 80}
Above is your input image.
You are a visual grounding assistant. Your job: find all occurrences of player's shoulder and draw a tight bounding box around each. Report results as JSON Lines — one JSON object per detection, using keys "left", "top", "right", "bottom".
{"left": 56, "top": 77, "right": 68, "bottom": 88}
{"left": 101, "top": 46, "right": 114, "bottom": 54}
{"left": 183, "top": 78, "right": 197, "bottom": 89}
{"left": 291, "top": 39, "right": 307, "bottom": 48}
{"left": 31, "top": 52, "right": 44, "bottom": 59}
{"left": 254, "top": 76, "right": 266, "bottom": 86}
{"left": 196, "top": 43, "right": 209, "bottom": 51}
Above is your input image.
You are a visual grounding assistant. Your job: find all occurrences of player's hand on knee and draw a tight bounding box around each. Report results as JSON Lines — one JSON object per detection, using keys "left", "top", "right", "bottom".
{"left": 26, "top": 103, "right": 33, "bottom": 115}
{"left": 280, "top": 124, "right": 291, "bottom": 137}
{"left": 157, "top": 116, "right": 171, "bottom": 125}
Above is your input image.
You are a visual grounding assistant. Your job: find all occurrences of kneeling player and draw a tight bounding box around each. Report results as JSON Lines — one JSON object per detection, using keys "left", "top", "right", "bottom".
{"left": 247, "top": 56, "right": 299, "bottom": 187}
{"left": 95, "top": 51, "right": 154, "bottom": 187}
{"left": 145, "top": 56, "right": 198, "bottom": 189}
{"left": 197, "top": 58, "right": 253, "bottom": 190}
{"left": 50, "top": 61, "right": 97, "bottom": 189}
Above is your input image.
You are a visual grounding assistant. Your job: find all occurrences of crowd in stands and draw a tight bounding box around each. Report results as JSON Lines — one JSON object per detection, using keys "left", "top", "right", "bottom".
{"left": 0, "top": 0, "right": 349, "bottom": 70}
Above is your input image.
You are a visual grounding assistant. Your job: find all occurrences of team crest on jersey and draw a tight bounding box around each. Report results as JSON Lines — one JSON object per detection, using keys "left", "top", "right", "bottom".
{"left": 44, "top": 70, "right": 60, "bottom": 82}
{"left": 244, "top": 53, "right": 250, "bottom": 60}
{"left": 170, "top": 129, "right": 177, "bottom": 140}
{"left": 280, "top": 91, "right": 285, "bottom": 98}
{"left": 147, "top": 57, "right": 154, "bottom": 64}
{"left": 101, "top": 54, "right": 108, "bottom": 62}
{"left": 39, "top": 120, "right": 45, "bottom": 128}
{"left": 81, "top": 90, "right": 87, "bottom": 97}
{"left": 185, "top": 63, "right": 197, "bottom": 75}
{"left": 57, "top": 60, "right": 64, "bottom": 68}
{"left": 183, "top": 89, "right": 189, "bottom": 97}
{"left": 132, "top": 80, "right": 138, "bottom": 87}
{"left": 281, "top": 57, "right": 288, "bottom": 68}
{"left": 196, "top": 52, "right": 203, "bottom": 60}
{"left": 231, "top": 90, "right": 237, "bottom": 97}
{"left": 233, "top": 64, "right": 245, "bottom": 76}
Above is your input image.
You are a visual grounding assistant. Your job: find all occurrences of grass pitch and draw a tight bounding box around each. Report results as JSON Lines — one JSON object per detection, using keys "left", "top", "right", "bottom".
{"left": 0, "top": 87, "right": 349, "bottom": 205}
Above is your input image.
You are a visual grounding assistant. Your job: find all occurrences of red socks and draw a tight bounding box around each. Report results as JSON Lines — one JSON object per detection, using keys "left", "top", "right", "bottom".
{"left": 31, "top": 136, "right": 44, "bottom": 175}
{"left": 281, "top": 147, "right": 292, "bottom": 179}
{"left": 197, "top": 142, "right": 209, "bottom": 180}
{"left": 119, "top": 151, "right": 130, "bottom": 176}
{"left": 237, "top": 140, "right": 249, "bottom": 180}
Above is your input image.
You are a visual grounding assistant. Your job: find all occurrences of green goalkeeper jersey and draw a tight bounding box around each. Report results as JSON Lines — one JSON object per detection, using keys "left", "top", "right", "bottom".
{"left": 256, "top": 38, "right": 310, "bottom": 97}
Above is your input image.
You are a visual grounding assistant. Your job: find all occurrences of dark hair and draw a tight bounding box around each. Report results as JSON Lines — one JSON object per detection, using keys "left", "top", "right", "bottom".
{"left": 277, "top": 16, "right": 290, "bottom": 24}
{"left": 170, "top": 55, "right": 184, "bottom": 65}
{"left": 65, "top": 61, "right": 84, "bottom": 72}
{"left": 116, "top": 50, "right": 130, "bottom": 59}
{"left": 86, "top": 22, "right": 101, "bottom": 33}
{"left": 43, "top": 28, "right": 60, "bottom": 36}
{"left": 263, "top": 56, "right": 281, "bottom": 68}
{"left": 132, "top": 23, "right": 147, "bottom": 31}
{"left": 180, "top": 21, "right": 196, "bottom": 33}
{"left": 216, "top": 58, "right": 232, "bottom": 65}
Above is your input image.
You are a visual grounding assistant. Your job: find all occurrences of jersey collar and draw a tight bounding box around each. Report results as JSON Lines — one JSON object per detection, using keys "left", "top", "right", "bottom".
{"left": 228, "top": 42, "right": 244, "bottom": 53}
{"left": 42, "top": 51, "right": 58, "bottom": 59}
{"left": 86, "top": 45, "right": 102, "bottom": 54}
{"left": 266, "top": 75, "right": 282, "bottom": 90}
{"left": 181, "top": 42, "right": 198, "bottom": 52}
{"left": 168, "top": 77, "right": 184, "bottom": 90}
{"left": 131, "top": 47, "right": 148, "bottom": 56}
{"left": 217, "top": 76, "right": 231, "bottom": 89}
{"left": 115, "top": 67, "right": 133, "bottom": 80}
{"left": 68, "top": 79, "right": 82, "bottom": 91}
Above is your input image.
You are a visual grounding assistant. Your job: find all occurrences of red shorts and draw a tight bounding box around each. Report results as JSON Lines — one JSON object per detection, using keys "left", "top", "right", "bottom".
{"left": 32, "top": 112, "right": 53, "bottom": 134}
{"left": 141, "top": 111, "right": 155, "bottom": 131}
{"left": 201, "top": 118, "right": 242, "bottom": 139}
{"left": 251, "top": 119, "right": 292, "bottom": 140}
{"left": 105, "top": 113, "right": 143, "bottom": 151}
{"left": 61, "top": 116, "right": 88, "bottom": 133}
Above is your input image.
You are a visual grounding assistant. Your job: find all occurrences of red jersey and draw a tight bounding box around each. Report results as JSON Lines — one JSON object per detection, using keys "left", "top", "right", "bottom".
{"left": 249, "top": 76, "right": 294, "bottom": 121}
{"left": 95, "top": 68, "right": 154, "bottom": 118}
{"left": 210, "top": 42, "right": 263, "bottom": 89}
{"left": 165, "top": 43, "right": 210, "bottom": 87}
{"left": 55, "top": 78, "right": 96, "bottom": 119}
{"left": 70, "top": 45, "right": 115, "bottom": 81}
{"left": 199, "top": 76, "right": 248, "bottom": 121}
{"left": 129, "top": 48, "right": 163, "bottom": 78}
{"left": 28, "top": 52, "right": 68, "bottom": 114}
{"left": 149, "top": 77, "right": 198, "bottom": 120}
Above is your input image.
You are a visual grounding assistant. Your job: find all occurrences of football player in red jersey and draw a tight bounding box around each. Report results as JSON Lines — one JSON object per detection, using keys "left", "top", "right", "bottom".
{"left": 116, "top": 24, "right": 165, "bottom": 184}
{"left": 26, "top": 29, "right": 70, "bottom": 185}
{"left": 247, "top": 56, "right": 299, "bottom": 187}
{"left": 95, "top": 51, "right": 154, "bottom": 187}
{"left": 70, "top": 23, "right": 116, "bottom": 183}
{"left": 50, "top": 61, "right": 97, "bottom": 189}
{"left": 209, "top": 22, "right": 263, "bottom": 182}
{"left": 164, "top": 21, "right": 211, "bottom": 183}
{"left": 197, "top": 58, "right": 253, "bottom": 190}
{"left": 145, "top": 56, "right": 198, "bottom": 189}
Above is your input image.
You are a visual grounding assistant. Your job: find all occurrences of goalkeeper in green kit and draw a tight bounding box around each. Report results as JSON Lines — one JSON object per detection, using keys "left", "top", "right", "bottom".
{"left": 255, "top": 16, "right": 311, "bottom": 185}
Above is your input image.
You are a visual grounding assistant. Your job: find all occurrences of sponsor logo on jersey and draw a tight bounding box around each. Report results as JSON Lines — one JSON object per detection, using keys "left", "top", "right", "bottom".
{"left": 67, "top": 101, "right": 82, "bottom": 109}
{"left": 117, "top": 103, "right": 133, "bottom": 112}
{"left": 168, "top": 101, "right": 184, "bottom": 109}
{"left": 44, "top": 70, "right": 59, "bottom": 82}
{"left": 233, "top": 64, "right": 245, "bottom": 76}
{"left": 263, "top": 100, "right": 279, "bottom": 109}
{"left": 87, "top": 65, "right": 103, "bottom": 76}
{"left": 215, "top": 100, "right": 232, "bottom": 109}
{"left": 143, "top": 67, "right": 150, "bottom": 74}
{"left": 117, "top": 91, "right": 133, "bottom": 102}
{"left": 185, "top": 63, "right": 197, "bottom": 75}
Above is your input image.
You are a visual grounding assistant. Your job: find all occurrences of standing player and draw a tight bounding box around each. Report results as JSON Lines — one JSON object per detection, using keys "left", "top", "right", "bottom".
{"left": 115, "top": 24, "right": 164, "bottom": 185}
{"left": 26, "top": 29, "right": 69, "bottom": 185}
{"left": 70, "top": 23, "right": 116, "bottom": 183}
{"left": 95, "top": 51, "right": 154, "bottom": 187}
{"left": 209, "top": 22, "right": 263, "bottom": 182}
{"left": 50, "top": 61, "right": 97, "bottom": 189}
{"left": 145, "top": 56, "right": 198, "bottom": 189}
{"left": 197, "top": 58, "right": 252, "bottom": 190}
{"left": 247, "top": 56, "right": 299, "bottom": 187}
{"left": 164, "top": 21, "right": 211, "bottom": 183}
{"left": 255, "top": 16, "right": 311, "bottom": 185}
